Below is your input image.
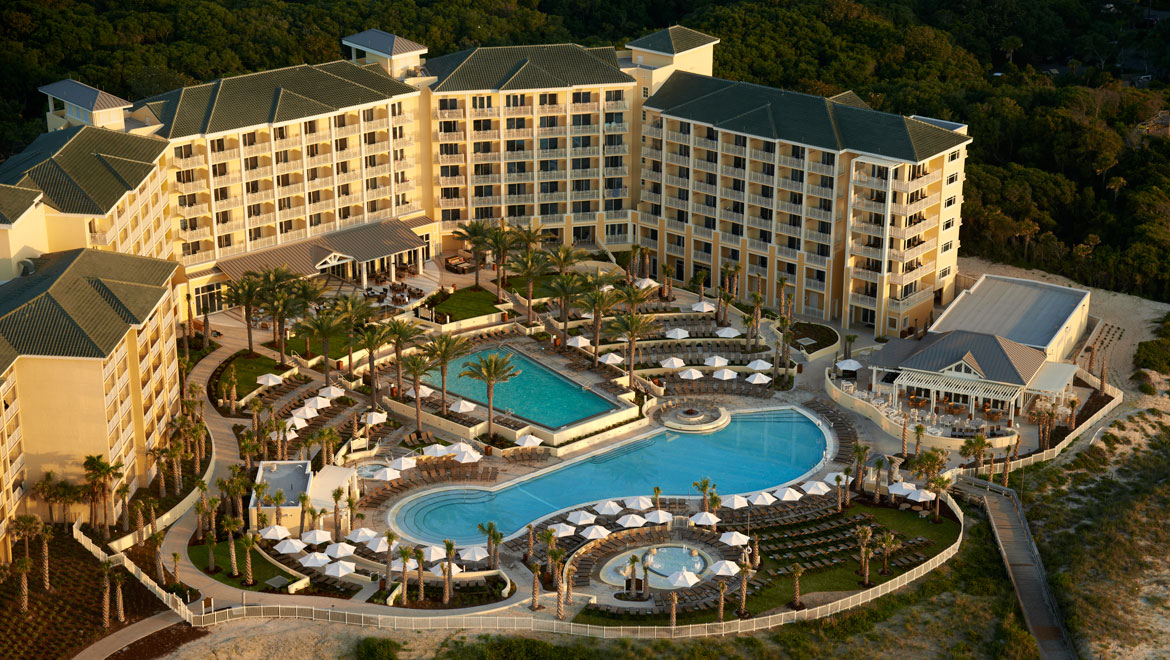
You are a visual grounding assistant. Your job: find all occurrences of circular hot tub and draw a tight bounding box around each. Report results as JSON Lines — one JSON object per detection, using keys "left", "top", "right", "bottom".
{"left": 599, "top": 543, "right": 713, "bottom": 589}
{"left": 355, "top": 463, "right": 391, "bottom": 479}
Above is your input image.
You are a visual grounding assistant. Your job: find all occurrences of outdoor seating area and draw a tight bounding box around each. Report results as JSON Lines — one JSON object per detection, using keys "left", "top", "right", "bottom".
{"left": 356, "top": 464, "right": 499, "bottom": 509}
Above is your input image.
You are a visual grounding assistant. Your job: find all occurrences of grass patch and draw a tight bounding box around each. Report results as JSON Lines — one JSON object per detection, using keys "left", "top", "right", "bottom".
{"left": 217, "top": 351, "right": 285, "bottom": 399}
{"left": 431, "top": 287, "right": 502, "bottom": 321}
{"left": 496, "top": 274, "right": 557, "bottom": 300}
{"left": 266, "top": 329, "right": 351, "bottom": 360}
{"left": 188, "top": 537, "right": 298, "bottom": 591}
{"left": 791, "top": 322, "right": 838, "bottom": 353}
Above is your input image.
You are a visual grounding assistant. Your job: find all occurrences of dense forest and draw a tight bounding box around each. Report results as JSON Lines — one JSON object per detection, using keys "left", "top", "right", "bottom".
{"left": 2, "top": 0, "right": 1169, "bottom": 299}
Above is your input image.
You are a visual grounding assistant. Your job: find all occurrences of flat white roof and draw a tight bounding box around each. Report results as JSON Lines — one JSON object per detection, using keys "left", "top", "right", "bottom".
{"left": 930, "top": 275, "right": 1089, "bottom": 350}
{"left": 308, "top": 465, "right": 357, "bottom": 510}
{"left": 252, "top": 461, "right": 311, "bottom": 507}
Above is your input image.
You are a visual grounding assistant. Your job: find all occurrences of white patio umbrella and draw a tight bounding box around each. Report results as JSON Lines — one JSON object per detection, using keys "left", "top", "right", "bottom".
{"left": 678, "top": 368, "right": 704, "bottom": 380}
{"left": 635, "top": 277, "right": 657, "bottom": 289}
{"left": 665, "top": 570, "right": 700, "bottom": 588}
{"left": 644, "top": 509, "right": 673, "bottom": 524}
{"left": 690, "top": 512, "right": 720, "bottom": 526}
{"left": 908, "top": 489, "right": 936, "bottom": 503}
{"left": 257, "top": 373, "right": 283, "bottom": 387}
{"left": 325, "top": 542, "right": 356, "bottom": 559}
{"left": 665, "top": 328, "right": 690, "bottom": 340}
{"left": 301, "top": 529, "right": 332, "bottom": 545}
{"left": 449, "top": 442, "right": 477, "bottom": 454}
{"left": 274, "top": 538, "right": 307, "bottom": 555}
{"left": 712, "top": 368, "right": 738, "bottom": 381}
{"left": 459, "top": 546, "right": 490, "bottom": 562}
{"left": 593, "top": 500, "right": 623, "bottom": 516}
{"left": 616, "top": 514, "right": 647, "bottom": 528}
{"left": 659, "top": 356, "right": 686, "bottom": 370}
{"left": 723, "top": 494, "right": 750, "bottom": 510}
{"left": 388, "top": 457, "right": 417, "bottom": 471}
{"left": 346, "top": 527, "right": 378, "bottom": 543}
{"left": 836, "top": 359, "right": 863, "bottom": 371}
{"left": 291, "top": 406, "right": 318, "bottom": 420}
{"left": 289, "top": 417, "right": 308, "bottom": 429}
{"left": 430, "top": 563, "right": 463, "bottom": 578}
{"left": 370, "top": 467, "right": 400, "bottom": 481}
{"left": 318, "top": 385, "right": 345, "bottom": 398}
{"left": 709, "top": 560, "right": 741, "bottom": 577}
{"left": 745, "top": 372, "right": 772, "bottom": 385}
{"left": 449, "top": 399, "right": 477, "bottom": 413}
{"left": 299, "top": 552, "right": 331, "bottom": 568}
{"left": 305, "top": 396, "right": 332, "bottom": 409}
{"left": 405, "top": 385, "right": 435, "bottom": 399}
{"left": 324, "top": 561, "right": 356, "bottom": 578}
{"left": 824, "top": 472, "right": 852, "bottom": 487}
{"left": 550, "top": 523, "right": 577, "bottom": 538}
{"left": 567, "top": 336, "right": 591, "bottom": 348}
{"left": 800, "top": 481, "right": 832, "bottom": 496}
{"left": 363, "top": 411, "right": 388, "bottom": 425}
{"left": 580, "top": 311, "right": 594, "bottom": 319}
{"left": 269, "top": 430, "right": 297, "bottom": 442}
{"left": 691, "top": 300, "right": 717, "bottom": 313}
{"left": 624, "top": 496, "right": 653, "bottom": 510}
{"left": 773, "top": 487, "right": 804, "bottom": 502}
{"left": 259, "top": 525, "right": 290, "bottom": 541}
{"left": 422, "top": 545, "right": 448, "bottom": 562}
{"left": 748, "top": 491, "right": 777, "bottom": 507}
{"left": 566, "top": 510, "right": 596, "bottom": 526}
{"left": 746, "top": 359, "right": 773, "bottom": 371}
{"left": 390, "top": 557, "right": 418, "bottom": 572}
{"left": 703, "top": 355, "right": 729, "bottom": 367}
{"left": 887, "top": 481, "right": 918, "bottom": 498}
{"left": 422, "top": 444, "right": 450, "bottom": 457}
{"left": 580, "top": 525, "right": 611, "bottom": 540}
{"left": 451, "top": 450, "right": 482, "bottom": 464}
{"left": 716, "top": 326, "right": 742, "bottom": 338}
{"left": 516, "top": 434, "right": 543, "bottom": 448}
{"left": 366, "top": 536, "right": 397, "bottom": 554}
{"left": 599, "top": 352, "right": 624, "bottom": 365}
{"left": 719, "top": 531, "right": 750, "bottom": 546}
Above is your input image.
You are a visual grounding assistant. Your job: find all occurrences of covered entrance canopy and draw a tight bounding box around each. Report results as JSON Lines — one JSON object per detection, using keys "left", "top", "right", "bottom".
{"left": 217, "top": 218, "right": 427, "bottom": 286}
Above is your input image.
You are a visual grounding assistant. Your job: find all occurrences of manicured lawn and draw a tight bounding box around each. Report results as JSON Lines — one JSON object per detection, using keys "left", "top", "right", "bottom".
{"left": 572, "top": 502, "right": 960, "bottom": 627}
{"left": 222, "top": 352, "right": 286, "bottom": 398}
{"left": 496, "top": 274, "right": 557, "bottom": 300}
{"left": 188, "top": 538, "right": 298, "bottom": 591}
{"left": 266, "top": 329, "right": 351, "bottom": 360}
{"left": 432, "top": 287, "right": 502, "bottom": 321}
{"left": 791, "top": 321, "right": 838, "bottom": 353}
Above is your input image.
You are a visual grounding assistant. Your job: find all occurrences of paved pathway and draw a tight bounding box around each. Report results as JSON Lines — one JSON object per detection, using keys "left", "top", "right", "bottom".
{"left": 71, "top": 611, "right": 183, "bottom": 660}
{"left": 954, "top": 478, "right": 1077, "bottom": 660}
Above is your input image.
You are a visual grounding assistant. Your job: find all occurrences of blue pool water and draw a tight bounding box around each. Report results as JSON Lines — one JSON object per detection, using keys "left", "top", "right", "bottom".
{"left": 423, "top": 347, "right": 617, "bottom": 429}
{"left": 392, "top": 409, "right": 827, "bottom": 544}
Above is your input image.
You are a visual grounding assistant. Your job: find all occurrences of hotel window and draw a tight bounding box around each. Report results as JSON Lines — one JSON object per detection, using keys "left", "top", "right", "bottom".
{"left": 939, "top": 266, "right": 951, "bottom": 278}
{"left": 472, "top": 96, "right": 492, "bottom": 109}
{"left": 571, "top": 91, "right": 592, "bottom": 103}
{"left": 539, "top": 160, "right": 558, "bottom": 172}
{"left": 173, "top": 144, "right": 193, "bottom": 159}
{"left": 571, "top": 158, "right": 589, "bottom": 171}
{"left": 945, "top": 196, "right": 956, "bottom": 208}
{"left": 391, "top": 101, "right": 402, "bottom": 117}
{"left": 304, "top": 120, "right": 317, "bottom": 134}
{"left": 338, "top": 206, "right": 351, "bottom": 220}
{"left": 334, "top": 137, "right": 348, "bottom": 152}
{"left": 539, "top": 93, "right": 558, "bottom": 106}
{"left": 539, "top": 203, "right": 558, "bottom": 215}
{"left": 943, "top": 218, "right": 955, "bottom": 230}
{"left": 473, "top": 141, "right": 492, "bottom": 154}
{"left": 571, "top": 114, "right": 592, "bottom": 127}
{"left": 276, "top": 150, "right": 289, "bottom": 164}
{"left": 275, "top": 126, "right": 288, "bottom": 140}
{"left": 505, "top": 94, "right": 526, "bottom": 108}
{"left": 245, "top": 180, "right": 259, "bottom": 194}
{"left": 571, "top": 201, "right": 591, "bottom": 213}
{"left": 214, "top": 187, "right": 229, "bottom": 202}
{"left": 178, "top": 193, "right": 196, "bottom": 208}
{"left": 242, "top": 132, "right": 257, "bottom": 147}
{"left": 942, "top": 241, "right": 954, "bottom": 252}
{"left": 505, "top": 139, "right": 524, "bottom": 152}
{"left": 193, "top": 283, "right": 222, "bottom": 315}
{"left": 642, "top": 87, "right": 649, "bottom": 98}
{"left": 366, "top": 177, "right": 378, "bottom": 191}
{"left": 210, "top": 138, "right": 226, "bottom": 153}
{"left": 362, "top": 108, "right": 375, "bottom": 122}
{"left": 441, "top": 209, "right": 462, "bottom": 222}
{"left": 249, "top": 228, "right": 262, "bottom": 241}
{"left": 539, "top": 181, "right": 560, "bottom": 194}
{"left": 438, "top": 97, "right": 458, "bottom": 111}
{"left": 605, "top": 90, "right": 624, "bottom": 102}
{"left": 475, "top": 206, "right": 495, "bottom": 219}
{"left": 473, "top": 119, "right": 492, "bottom": 132}
{"left": 217, "top": 235, "right": 232, "bottom": 249}
{"left": 247, "top": 204, "right": 261, "bottom": 218}
{"left": 948, "top": 150, "right": 960, "bottom": 161}
{"left": 947, "top": 173, "right": 959, "bottom": 185}
{"left": 364, "top": 132, "right": 376, "bottom": 145}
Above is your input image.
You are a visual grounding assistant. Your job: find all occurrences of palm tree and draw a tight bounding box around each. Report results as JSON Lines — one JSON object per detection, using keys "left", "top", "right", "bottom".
{"left": 960, "top": 433, "right": 992, "bottom": 472}
{"left": 872, "top": 457, "right": 885, "bottom": 503}
{"left": 550, "top": 547, "right": 566, "bottom": 620}
{"left": 224, "top": 275, "right": 263, "bottom": 353}
{"left": 539, "top": 527, "right": 557, "bottom": 577}
{"left": 508, "top": 247, "right": 549, "bottom": 324}
{"left": 397, "top": 545, "right": 413, "bottom": 605}
{"left": 83, "top": 456, "right": 123, "bottom": 538}
{"left": 12, "top": 514, "right": 42, "bottom": 558}
{"left": 546, "top": 244, "right": 587, "bottom": 275}
{"left": 835, "top": 475, "right": 844, "bottom": 512}
{"left": 616, "top": 283, "right": 653, "bottom": 314}
{"left": 717, "top": 580, "right": 727, "bottom": 621}
{"left": 261, "top": 289, "right": 303, "bottom": 367}
{"left": 333, "top": 294, "right": 376, "bottom": 377}
{"left": 400, "top": 353, "right": 435, "bottom": 432}
{"left": 171, "top": 553, "right": 181, "bottom": 588}
{"left": 489, "top": 529, "right": 503, "bottom": 570}
{"left": 293, "top": 308, "right": 344, "bottom": 383}
{"left": 113, "top": 571, "right": 126, "bottom": 622}
{"left": 384, "top": 319, "right": 425, "bottom": 397}
{"left": 355, "top": 323, "right": 395, "bottom": 409}
{"left": 453, "top": 219, "right": 492, "bottom": 288}
{"left": 791, "top": 562, "right": 805, "bottom": 609}
{"left": 927, "top": 475, "right": 951, "bottom": 523}
{"left": 861, "top": 546, "right": 874, "bottom": 587}
{"left": 151, "top": 532, "right": 167, "bottom": 582}
{"left": 298, "top": 493, "right": 311, "bottom": 533}
{"left": 852, "top": 443, "right": 870, "bottom": 494}
{"left": 879, "top": 531, "right": 897, "bottom": 575}
{"left": 423, "top": 333, "right": 471, "bottom": 413}
{"left": 606, "top": 312, "right": 660, "bottom": 387}
{"left": 844, "top": 333, "right": 858, "bottom": 359}
{"left": 693, "top": 477, "right": 713, "bottom": 512}
{"left": 33, "top": 472, "right": 56, "bottom": 525}
{"left": 39, "top": 525, "right": 52, "bottom": 591}
{"left": 486, "top": 226, "right": 517, "bottom": 301}
{"left": 511, "top": 222, "right": 545, "bottom": 250}
{"left": 240, "top": 533, "right": 256, "bottom": 585}
{"left": 689, "top": 269, "right": 709, "bottom": 301}
{"left": 914, "top": 424, "right": 926, "bottom": 457}
{"left": 413, "top": 547, "right": 425, "bottom": 602}
{"left": 460, "top": 352, "right": 520, "bottom": 441}
{"left": 477, "top": 521, "right": 498, "bottom": 569}
{"left": 855, "top": 525, "right": 872, "bottom": 585}
{"left": 442, "top": 539, "right": 456, "bottom": 605}
{"left": 331, "top": 487, "right": 344, "bottom": 541}
{"left": 529, "top": 561, "right": 542, "bottom": 610}
{"left": 652, "top": 486, "right": 662, "bottom": 510}
{"left": 100, "top": 560, "right": 112, "bottom": 628}
{"left": 546, "top": 272, "right": 584, "bottom": 342}
{"left": 382, "top": 530, "right": 397, "bottom": 593}
{"left": 576, "top": 288, "right": 620, "bottom": 366}
{"left": 273, "top": 488, "right": 286, "bottom": 524}
{"left": 223, "top": 517, "right": 242, "bottom": 577}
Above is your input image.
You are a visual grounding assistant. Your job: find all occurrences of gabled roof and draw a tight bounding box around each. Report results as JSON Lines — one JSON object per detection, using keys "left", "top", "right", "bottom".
{"left": 645, "top": 71, "right": 970, "bottom": 162}
{"left": 0, "top": 184, "right": 42, "bottom": 225}
{"left": 827, "top": 90, "right": 871, "bottom": 110}
{"left": 38, "top": 79, "right": 131, "bottom": 111}
{"left": 425, "top": 44, "right": 634, "bottom": 93}
{"left": 0, "top": 249, "right": 175, "bottom": 371}
{"left": 626, "top": 26, "right": 719, "bottom": 55}
{"left": 0, "top": 125, "right": 167, "bottom": 216}
{"left": 342, "top": 29, "right": 427, "bottom": 57}
{"left": 134, "top": 61, "right": 417, "bottom": 139}
{"left": 871, "top": 330, "right": 1046, "bottom": 386}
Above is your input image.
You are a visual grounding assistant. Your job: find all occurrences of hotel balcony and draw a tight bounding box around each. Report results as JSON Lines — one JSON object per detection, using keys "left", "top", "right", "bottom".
{"left": 569, "top": 102, "right": 600, "bottom": 113}
{"left": 888, "top": 259, "right": 934, "bottom": 287}
{"left": 887, "top": 288, "right": 934, "bottom": 312}
{"left": 439, "top": 197, "right": 466, "bottom": 209}
{"left": 177, "top": 202, "right": 209, "bottom": 218}
{"left": 335, "top": 124, "right": 360, "bottom": 138}
{"left": 853, "top": 173, "right": 889, "bottom": 190}
{"left": 889, "top": 216, "right": 939, "bottom": 240}
{"left": 173, "top": 153, "right": 205, "bottom": 169}
{"left": 890, "top": 238, "right": 937, "bottom": 263}
{"left": 893, "top": 169, "right": 942, "bottom": 192}
{"left": 210, "top": 147, "right": 240, "bottom": 163}
{"left": 433, "top": 108, "right": 465, "bottom": 119}
{"left": 849, "top": 292, "right": 878, "bottom": 308}
{"left": 891, "top": 193, "right": 940, "bottom": 217}
{"left": 778, "top": 155, "right": 805, "bottom": 169}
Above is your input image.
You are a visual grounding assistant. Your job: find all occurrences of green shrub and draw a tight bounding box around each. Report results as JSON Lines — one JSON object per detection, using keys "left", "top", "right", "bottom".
{"left": 354, "top": 637, "right": 402, "bottom": 660}
{"left": 1139, "top": 382, "right": 1156, "bottom": 395}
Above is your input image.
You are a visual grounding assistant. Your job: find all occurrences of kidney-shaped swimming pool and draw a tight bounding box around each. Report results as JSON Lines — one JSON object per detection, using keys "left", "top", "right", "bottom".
{"left": 390, "top": 408, "right": 829, "bottom": 545}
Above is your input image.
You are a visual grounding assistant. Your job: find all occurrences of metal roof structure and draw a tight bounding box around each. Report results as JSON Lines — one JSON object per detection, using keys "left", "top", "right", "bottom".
{"left": 0, "top": 184, "right": 41, "bottom": 224}
{"left": 425, "top": 44, "right": 634, "bottom": 93}
{"left": 217, "top": 218, "right": 428, "bottom": 281}
{"left": 0, "top": 248, "right": 176, "bottom": 371}
{"left": 625, "top": 26, "right": 719, "bottom": 55}
{"left": 645, "top": 71, "right": 970, "bottom": 162}
{"left": 342, "top": 29, "right": 427, "bottom": 57}
{"left": 871, "top": 330, "right": 1046, "bottom": 386}
{"left": 38, "top": 79, "right": 131, "bottom": 111}
{"left": 930, "top": 275, "right": 1089, "bottom": 351}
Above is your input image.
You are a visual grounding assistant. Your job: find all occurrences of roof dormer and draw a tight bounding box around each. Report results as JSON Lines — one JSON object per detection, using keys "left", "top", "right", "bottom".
{"left": 39, "top": 79, "right": 131, "bottom": 133}
{"left": 341, "top": 29, "right": 428, "bottom": 80}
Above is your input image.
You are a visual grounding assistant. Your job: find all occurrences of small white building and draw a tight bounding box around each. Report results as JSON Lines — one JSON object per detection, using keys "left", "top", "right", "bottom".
{"left": 248, "top": 461, "right": 359, "bottom": 534}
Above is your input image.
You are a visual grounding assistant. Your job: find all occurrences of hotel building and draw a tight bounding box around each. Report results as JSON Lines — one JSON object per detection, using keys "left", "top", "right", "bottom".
{"left": 0, "top": 25, "right": 970, "bottom": 553}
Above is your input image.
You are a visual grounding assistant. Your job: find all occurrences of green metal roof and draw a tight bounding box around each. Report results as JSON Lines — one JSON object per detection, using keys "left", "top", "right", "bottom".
{"left": 342, "top": 30, "right": 427, "bottom": 57}
{"left": 0, "top": 248, "right": 176, "bottom": 371}
{"left": 645, "top": 71, "right": 970, "bottom": 162}
{"left": 136, "top": 61, "right": 417, "bottom": 139}
{"left": 0, "top": 125, "right": 167, "bottom": 216}
{"left": 426, "top": 44, "right": 634, "bottom": 93}
{"left": 0, "top": 184, "right": 42, "bottom": 225}
{"left": 625, "top": 26, "right": 719, "bottom": 55}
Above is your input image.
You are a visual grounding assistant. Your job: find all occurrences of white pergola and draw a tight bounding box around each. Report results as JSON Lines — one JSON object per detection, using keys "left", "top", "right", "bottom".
{"left": 893, "top": 370, "right": 1023, "bottom": 422}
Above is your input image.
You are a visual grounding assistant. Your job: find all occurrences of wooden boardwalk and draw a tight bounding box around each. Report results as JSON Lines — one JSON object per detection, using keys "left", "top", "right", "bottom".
{"left": 955, "top": 478, "right": 1077, "bottom": 660}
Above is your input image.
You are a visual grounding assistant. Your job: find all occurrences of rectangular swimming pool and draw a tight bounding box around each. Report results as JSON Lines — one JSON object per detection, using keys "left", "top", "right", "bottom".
{"left": 423, "top": 346, "right": 618, "bottom": 429}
